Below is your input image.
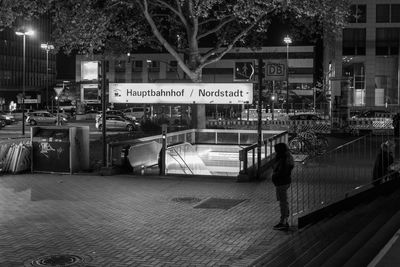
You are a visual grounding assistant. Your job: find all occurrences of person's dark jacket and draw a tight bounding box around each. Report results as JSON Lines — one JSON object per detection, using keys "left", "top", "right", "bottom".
{"left": 272, "top": 143, "right": 295, "bottom": 186}
{"left": 372, "top": 145, "right": 394, "bottom": 186}
{"left": 393, "top": 113, "right": 400, "bottom": 137}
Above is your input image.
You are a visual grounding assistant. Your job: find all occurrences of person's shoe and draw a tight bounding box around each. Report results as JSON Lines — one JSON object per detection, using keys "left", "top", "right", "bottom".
{"left": 273, "top": 222, "right": 289, "bottom": 230}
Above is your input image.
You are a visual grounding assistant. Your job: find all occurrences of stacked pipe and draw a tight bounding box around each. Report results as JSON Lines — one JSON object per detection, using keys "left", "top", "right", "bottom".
{"left": 0, "top": 142, "right": 31, "bottom": 173}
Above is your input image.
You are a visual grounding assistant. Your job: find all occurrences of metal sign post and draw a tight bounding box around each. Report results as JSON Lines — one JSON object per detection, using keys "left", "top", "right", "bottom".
{"left": 101, "top": 60, "right": 107, "bottom": 167}
{"left": 257, "top": 58, "right": 263, "bottom": 180}
{"left": 161, "top": 124, "right": 168, "bottom": 176}
{"left": 265, "top": 60, "right": 287, "bottom": 115}
{"left": 53, "top": 86, "right": 64, "bottom": 126}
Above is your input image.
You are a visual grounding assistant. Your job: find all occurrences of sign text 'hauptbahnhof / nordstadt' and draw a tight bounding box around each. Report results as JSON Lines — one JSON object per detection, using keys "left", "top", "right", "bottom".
{"left": 109, "top": 83, "right": 253, "bottom": 104}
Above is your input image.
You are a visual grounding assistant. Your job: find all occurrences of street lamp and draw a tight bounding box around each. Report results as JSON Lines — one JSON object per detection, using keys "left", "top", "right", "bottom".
{"left": 15, "top": 29, "right": 34, "bottom": 136}
{"left": 284, "top": 35, "right": 292, "bottom": 114}
{"left": 41, "top": 43, "right": 54, "bottom": 110}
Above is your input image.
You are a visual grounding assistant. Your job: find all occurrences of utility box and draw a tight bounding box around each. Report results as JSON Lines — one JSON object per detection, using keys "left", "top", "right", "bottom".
{"left": 31, "top": 126, "right": 90, "bottom": 173}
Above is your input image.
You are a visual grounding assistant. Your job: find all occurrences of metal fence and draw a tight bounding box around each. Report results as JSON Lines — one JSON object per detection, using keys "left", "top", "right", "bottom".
{"left": 289, "top": 131, "right": 399, "bottom": 224}
{"left": 207, "top": 119, "right": 332, "bottom": 134}
{"left": 107, "top": 128, "right": 287, "bottom": 170}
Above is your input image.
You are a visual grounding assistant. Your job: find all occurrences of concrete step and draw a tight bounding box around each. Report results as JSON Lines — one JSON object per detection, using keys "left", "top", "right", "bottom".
{"left": 251, "top": 189, "right": 398, "bottom": 267}
{"left": 320, "top": 191, "right": 400, "bottom": 267}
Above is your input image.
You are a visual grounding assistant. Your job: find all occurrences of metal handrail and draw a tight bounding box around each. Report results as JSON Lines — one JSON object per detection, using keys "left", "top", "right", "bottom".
{"left": 239, "top": 143, "right": 257, "bottom": 174}
{"left": 344, "top": 171, "right": 399, "bottom": 198}
{"left": 239, "top": 131, "right": 289, "bottom": 175}
{"left": 168, "top": 146, "right": 194, "bottom": 175}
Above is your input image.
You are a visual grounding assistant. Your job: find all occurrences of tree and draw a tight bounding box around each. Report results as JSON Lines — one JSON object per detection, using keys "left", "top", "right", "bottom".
{"left": 2, "top": 0, "right": 351, "bottom": 79}
{"left": 2, "top": 0, "right": 350, "bottom": 127}
{"left": 51, "top": 0, "right": 350, "bottom": 127}
{"left": 44, "top": 0, "right": 349, "bottom": 82}
{"left": 0, "top": 0, "right": 48, "bottom": 29}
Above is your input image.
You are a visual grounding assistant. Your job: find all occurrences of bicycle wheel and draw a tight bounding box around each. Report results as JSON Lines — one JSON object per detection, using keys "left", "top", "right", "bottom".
{"left": 315, "top": 138, "right": 329, "bottom": 155}
{"left": 298, "top": 130, "right": 317, "bottom": 143}
{"left": 289, "top": 138, "right": 303, "bottom": 154}
{"left": 302, "top": 139, "right": 315, "bottom": 156}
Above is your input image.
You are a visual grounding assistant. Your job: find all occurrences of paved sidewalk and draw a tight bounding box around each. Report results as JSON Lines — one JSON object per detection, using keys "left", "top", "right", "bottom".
{"left": 0, "top": 173, "right": 293, "bottom": 267}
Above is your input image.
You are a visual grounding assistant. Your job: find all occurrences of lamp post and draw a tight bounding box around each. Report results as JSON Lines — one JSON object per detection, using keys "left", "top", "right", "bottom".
{"left": 55, "top": 96, "right": 60, "bottom": 125}
{"left": 15, "top": 29, "right": 34, "bottom": 136}
{"left": 284, "top": 35, "right": 292, "bottom": 114}
{"left": 41, "top": 43, "right": 54, "bottom": 110}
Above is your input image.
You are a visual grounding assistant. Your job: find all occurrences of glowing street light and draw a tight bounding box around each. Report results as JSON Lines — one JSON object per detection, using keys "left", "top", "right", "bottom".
{"left": 41, "top": 43, "right": 55, "bottom": 110}
{"left": 283, "top": 35, "right": 292, "bottom": 114}
{"left": 15, "top": 29, "right": 34, "bottom": 136}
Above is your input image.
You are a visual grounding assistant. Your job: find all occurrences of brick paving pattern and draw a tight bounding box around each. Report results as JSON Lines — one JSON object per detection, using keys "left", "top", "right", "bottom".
{"left": 0, "top": 174, "right": 292, "bottom": 266}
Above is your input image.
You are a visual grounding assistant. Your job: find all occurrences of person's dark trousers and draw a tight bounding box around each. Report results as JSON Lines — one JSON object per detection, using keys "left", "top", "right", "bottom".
{"left": 276, "top": 184, "right": 290, "bottom": 223}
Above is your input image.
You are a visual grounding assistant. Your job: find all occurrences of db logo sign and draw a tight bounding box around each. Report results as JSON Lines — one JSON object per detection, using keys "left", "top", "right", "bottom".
{"left": 266, "top": 63, "right": 285, "bottom": 76}
{"left": 265, "top": 61, "right": 287, "bottom": 81}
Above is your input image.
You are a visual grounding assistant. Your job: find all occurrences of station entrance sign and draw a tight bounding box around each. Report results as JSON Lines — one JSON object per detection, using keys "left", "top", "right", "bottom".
{"left": 109, "top": 83, "right": 253, "bottom": 104}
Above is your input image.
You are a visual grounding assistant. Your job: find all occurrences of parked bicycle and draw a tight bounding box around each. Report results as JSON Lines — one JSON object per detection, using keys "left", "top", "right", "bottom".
{"left": 288, "top": 127, "right": 329, "bottom": 156}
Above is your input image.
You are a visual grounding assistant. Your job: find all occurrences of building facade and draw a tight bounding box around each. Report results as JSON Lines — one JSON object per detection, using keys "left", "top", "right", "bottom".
{"left": 75, "top": 46, "right": 315, "bottom": 119}
{"left": 0, "top": 17, "right": 56, "bottom": 111}
{"left": 325, "top": 0, "right": 400, "bottom": 118}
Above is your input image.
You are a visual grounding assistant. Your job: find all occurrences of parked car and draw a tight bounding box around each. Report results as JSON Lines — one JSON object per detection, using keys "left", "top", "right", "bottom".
{"left": 47, "top": 108, "right": 74, "bottom": 120}
{"left": 95, "top": 110, "right": 125, "bottom": 123}
{"left": 0, "top": 118, "right": 6, "bottom": 128}
{"left": 10, "top": 109, "right": 33, "bottom": 121}
{"left": 289, "top": 114, "right": 324, "bottom": 120}
{"left": 26, "top": 111, "right": 67, "bottom": 125}
{"left": 0, "top": 111, "right": 15, "bottom": 125}
{"left": 351, "top": 110, "right": 392, "bottom": 118}
{"left": 95, "top": 115, "right": 137, "bottom": 132}
{"left": 96, "top": 110, "right": 140, "bottom": 127}
{"left": 122, "top": 107, "right": 145, "bottom": 121}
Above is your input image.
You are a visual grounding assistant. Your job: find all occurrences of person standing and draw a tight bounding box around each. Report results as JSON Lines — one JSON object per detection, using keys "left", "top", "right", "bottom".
{"left": 372, "top": 140, "right": 395, "bottom": 186}
{"left": 272, "top": 143, "right": 295, "bottom": 230}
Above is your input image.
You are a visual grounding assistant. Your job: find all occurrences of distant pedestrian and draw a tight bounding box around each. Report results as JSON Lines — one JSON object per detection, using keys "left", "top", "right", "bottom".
{"left": 158, "top": 148, "right": 163, "bottom": 175}
{"left": 372, "top": 140, "right": 396, "bottom": 186}
{"left": 272, "top": 143, "right": 294, "bottom": 231}
{"left": 393, "top": 113, "right": 400, "bottom": 138}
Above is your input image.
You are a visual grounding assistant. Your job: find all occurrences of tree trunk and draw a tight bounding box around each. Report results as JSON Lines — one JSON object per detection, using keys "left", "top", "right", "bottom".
{"left": 188, "top": 56, "right": 206, "bottom": 129}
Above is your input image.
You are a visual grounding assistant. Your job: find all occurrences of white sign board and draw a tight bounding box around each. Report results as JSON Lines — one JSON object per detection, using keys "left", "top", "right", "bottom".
{"left": 81, "top": 61, "right": 99, "bottom": 81}
{"left": 18, "top": 98, "right": 38, "bottom": 104}
{"left": 109, "top": 83, "right": 253, "bottom": 104}
{"left": 54, "top": 87, "right": 64, "bottom": 96}
{"left": 23, "top": 99, "right": 38, "bottom": 104}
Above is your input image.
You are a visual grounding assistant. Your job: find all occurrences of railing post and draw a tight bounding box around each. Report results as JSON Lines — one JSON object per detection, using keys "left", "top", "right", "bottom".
{"left": 241, "top": 149, "right": 248, "bottom": 174}
{"left": 270, "top": 138, "right": 273, "bottom": 158}
{"left": 252, "top": 149, "right": 255, "bottom": 169}
{"left": 106, "top": 143, "right": 111, "bottom": 167}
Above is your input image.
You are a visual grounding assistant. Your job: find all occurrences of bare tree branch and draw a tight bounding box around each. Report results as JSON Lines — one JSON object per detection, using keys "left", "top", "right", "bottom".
{"left": 154, "top": 0, "right": 189, "bottom": 29}
{"left": 141, "top": 0, "right": 193, "bottom": 77}
{"left": 188, "top": 0, "right": 198, "bottom": 37}
{"left": 197, "top": 16, "right": 235, "bottom": 40}
{"left": 198, "top": 15, "right": 234, "bottom": 26}
{"left": 199, "top": 14, "right": 266, "bottom": 68}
